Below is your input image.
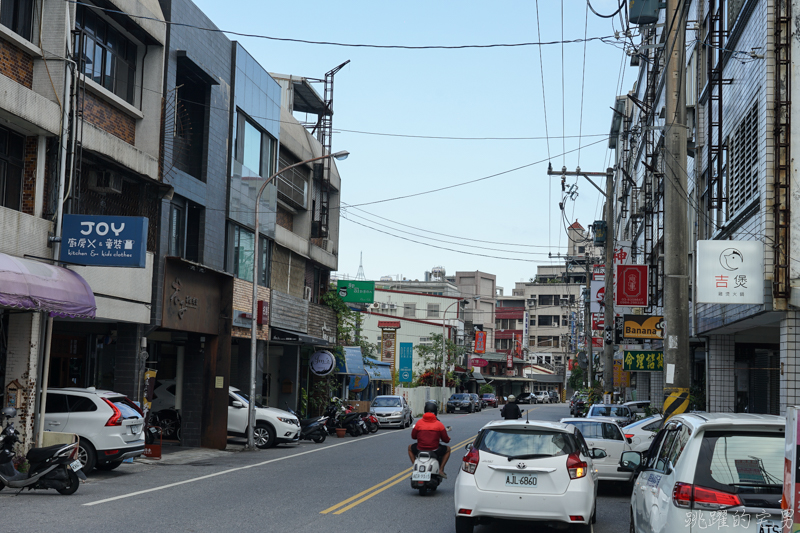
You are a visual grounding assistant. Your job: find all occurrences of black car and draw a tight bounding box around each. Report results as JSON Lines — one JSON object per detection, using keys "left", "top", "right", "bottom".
{"left": 516, "top": 392, "right": 535, "bottom": 404}
{"left": 446, "top": 393, "right": 478, "bottom": 413}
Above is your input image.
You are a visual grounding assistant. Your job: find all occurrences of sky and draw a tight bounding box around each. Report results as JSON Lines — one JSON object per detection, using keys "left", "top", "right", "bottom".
{"left": 193, "top": 0, "right": 635, "bottom": 291}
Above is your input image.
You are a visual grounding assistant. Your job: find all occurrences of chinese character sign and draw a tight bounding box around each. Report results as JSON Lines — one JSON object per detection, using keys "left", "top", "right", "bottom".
{"left": 60, "top": 215, "right": 148, "bottom": 268}
{"left": 697, "top": 240, "right": 764, "bottom": 304}
{"left": 616, "top": 265, "right": 648, "bottom": 306}
{"left": 398, "top": 343, "right": 413, "bottom": 383}
{"left": 623, "top": 350, "right": 664, "bottom": 372}
{"left": 380, "top": 329, "right": 397, "bottom": 364}
{"left": 474, "top": 331, "right": 487, "bottom": 354}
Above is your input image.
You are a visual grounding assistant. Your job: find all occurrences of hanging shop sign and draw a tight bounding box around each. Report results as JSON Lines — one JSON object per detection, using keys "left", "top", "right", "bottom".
{"left": 523, "top": 311, "right": 529, "bottom": 339}
{"left": 398, "top": 342, "right": 413, "bottom": 382}
{"left": 593, "top": 264, "right": 605, "bottom": 282}
{"left": 336, "top": 280, "right": 375, "bottom": 303}
{"left": 474, "top": 331, "right": 487, "bottom": 354}
{"left": 623, "top": 350, "right": 664, "bottom": 372}
{"left": 60, "top": 215, "right": 148, "bottom": 268}
{"left": 697, "top": 240, "right": 764, "bottom": 304}
{"left": 309, "top": 350, "right": 336, "bottom": 377}
{"left": 613, "top": 360, "right": 631, "bottom": 387}
{"left": 592, "top": 337, "right": 604, "bottom": 348}
{"left": 379, "top": 322, "right": 400, "bottom": 364}
{"left": 623, "top": 314, "right": 664, "bottom": 340}
{"left": 616, "top": 265, "right": 649, "bottom": 307}
{"left": 590, "top": 281, "right": 605, "bottom": 313}
{"left": 471, "top": 358, "right": 488, "bottom": 368}
{"left": 350, "top": 374, "right": 368, "bottom": 393}
{"left": 591, "top": 313, "right": 604, "bottom": 331}
{"left": 506, "top": 351, "right": 513, "bottom": 369}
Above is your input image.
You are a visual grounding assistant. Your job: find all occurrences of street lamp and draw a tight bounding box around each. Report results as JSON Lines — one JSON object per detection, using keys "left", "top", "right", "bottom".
{"left": 246, "top": 150, "right": 349, "bottom": 450}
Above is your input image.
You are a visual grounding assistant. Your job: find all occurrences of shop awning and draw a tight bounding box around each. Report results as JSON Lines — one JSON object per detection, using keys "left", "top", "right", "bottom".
{"left": 336, "top": 346, "right": 365, "bottom": 375}
{"left": 271, "top": 327, "right": 331, "bottom": 346}
{"left": 0, "top": 254, "right": 95, "bottom": 318}
{"left": 471, "top": 371, "right": 487, "bottom": 384}
{"left": 363, "top": 357, "right": 392, "bottom": 381}
{"left": 527, "top": 374, "right": 565, "bottom": 383}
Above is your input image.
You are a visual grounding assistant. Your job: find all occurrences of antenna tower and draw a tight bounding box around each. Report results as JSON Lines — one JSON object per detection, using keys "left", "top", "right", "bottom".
{"left": 356, "top": 252, "right": 366, "bottom": 281}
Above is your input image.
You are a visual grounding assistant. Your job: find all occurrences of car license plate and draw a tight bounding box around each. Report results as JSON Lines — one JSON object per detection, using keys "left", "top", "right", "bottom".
{"left": 759, "top": 522, "right": 780, "bottom": 533}
{"left": 130, "top": 424, "right": 142, "bottom": 434}
{"left": 378, "top": 417, "right": 387, "bottom": 423}
{"left": 69, "top": 459, "right": 83, "bottom": 472}
{"left": 505, "top": 474, "right": 537, "bottom": 487}
{"left": 412, "top": 471, "right": 431, "bottom": 481}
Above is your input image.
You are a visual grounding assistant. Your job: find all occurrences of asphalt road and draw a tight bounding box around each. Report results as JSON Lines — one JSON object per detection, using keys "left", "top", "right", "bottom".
{"left": 0, "top": 403, "right": 631, "bottom": 533}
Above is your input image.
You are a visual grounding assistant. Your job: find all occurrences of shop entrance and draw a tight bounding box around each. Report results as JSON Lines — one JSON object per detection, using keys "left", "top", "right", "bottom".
{"left": 49, "top": 335, "right": 87, "bottom": 388}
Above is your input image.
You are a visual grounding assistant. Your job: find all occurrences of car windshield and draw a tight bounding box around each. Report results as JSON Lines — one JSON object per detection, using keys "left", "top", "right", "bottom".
{"left": 231, "top": 391, "right": 264, "bottom": 408}
{"left": 450, "top": 394, "right": 469, "bottom": 401}
{"left": 482, "top": 394, "right": 495, "bottom": 398}
{"left": 591, "top": 406, "right": 629, "bottom": 417}
{"left": 626, "top": 416, "right": 660, "bottom": 429}
{"left": 372, "top": 397, "right": 402, "bottom": 407}
{"left": 477, "top": 428, "right": 577, "bottom": 459}
{"left": 694, "top": 431, "right": 783, "bottom": 492}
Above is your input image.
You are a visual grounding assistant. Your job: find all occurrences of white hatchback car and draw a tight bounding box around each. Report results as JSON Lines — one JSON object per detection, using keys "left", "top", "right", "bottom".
{"left": 620, "top": 414, "right": 662, "bottom": 452}
{"left": 227, "top": 387, "right": 299, "bottom": 448}
{"left": 454, "top": 420, "right": 604, "bottom": 533}
{"left": 44, "top": 387, "right": 145, "bottom": 472}
{"left": 561, "top": 417, "right": 634, "bottom": 482}
{"left": 621, "top": 413, "right": 785, "bottom": 533}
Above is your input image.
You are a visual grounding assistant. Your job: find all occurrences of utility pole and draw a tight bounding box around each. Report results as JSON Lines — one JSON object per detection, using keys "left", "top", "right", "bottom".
{"left": 585, "top": 258, "right": 592, "bottom": 388}
{"left": 548, "top": 165, "right": 614, "bottom": 393}
{"left": 663, "top": 0, "right": 690, "bottom": 416}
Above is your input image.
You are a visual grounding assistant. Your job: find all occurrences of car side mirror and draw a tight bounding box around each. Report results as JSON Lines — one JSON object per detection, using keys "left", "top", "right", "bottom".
{"left": 231, "top": 400, "right": 244, "bottom": 408}
{"left": 465, "top": 443, "right": 472, "bottom": 451}
{"left": 618, "top": 450, "right": 643, "bottom": 472}
{"left": 590, "top": 448, "right": 607, "bottom": 459}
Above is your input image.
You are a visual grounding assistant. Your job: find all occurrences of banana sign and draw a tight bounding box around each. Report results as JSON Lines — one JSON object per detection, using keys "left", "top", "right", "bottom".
{"left": 623, "top": 314, "right": 664, "bottom": 340}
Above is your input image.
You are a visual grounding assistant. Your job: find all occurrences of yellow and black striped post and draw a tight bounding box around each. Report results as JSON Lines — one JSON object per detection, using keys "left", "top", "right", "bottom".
{"left": 662, "top": 388, "right": 690, "bottom": 423}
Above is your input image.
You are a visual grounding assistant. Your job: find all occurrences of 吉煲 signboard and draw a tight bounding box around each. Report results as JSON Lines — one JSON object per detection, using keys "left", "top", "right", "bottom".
{"left": 696, "top": 240, "right": 763, "bottom": 304}
{"left": 60, "top": 215, "right": 148, "bottom": 268}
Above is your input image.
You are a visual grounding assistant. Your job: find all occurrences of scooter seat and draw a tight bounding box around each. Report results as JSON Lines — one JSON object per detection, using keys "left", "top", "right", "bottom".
{"left": 26, "top": 444, "right": 68, "bottom": 463}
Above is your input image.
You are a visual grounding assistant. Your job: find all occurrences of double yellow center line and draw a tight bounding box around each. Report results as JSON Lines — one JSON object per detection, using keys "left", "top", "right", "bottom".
{"left": 320, "top": 434, "right": 476, "bottom": 515}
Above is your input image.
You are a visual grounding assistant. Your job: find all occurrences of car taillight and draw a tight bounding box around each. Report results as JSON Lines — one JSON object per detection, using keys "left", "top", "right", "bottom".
{"left": 672, "top": 482, "right": 742, "bottom": 509}
{"left": 625, "top": 434, "right": 635, "bottom": 439}
{"left": 566, "top": 453, "right": 587, "bottom": 479}
{"left": 461, "top": 446, "right": 480, "bottom": 474}
{"left": 102, "top": 398, "right": 122, "bottom": 426}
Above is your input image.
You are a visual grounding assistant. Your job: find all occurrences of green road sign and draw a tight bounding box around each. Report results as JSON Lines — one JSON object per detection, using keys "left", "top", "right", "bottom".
{"left": 336, "top": 280, "right": 375, "bottom": 303}
{"left": 623, "top": 350, "right": 664, "bottom": 372}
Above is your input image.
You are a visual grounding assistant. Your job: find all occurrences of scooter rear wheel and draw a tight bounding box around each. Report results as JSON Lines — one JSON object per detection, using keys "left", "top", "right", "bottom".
{"left": 418, "top": 486, "right": 428, "bottom": 496}
{"left": 312, "top": 432, "right": 326, "bottom": 444}
{"left": 56, "top": 468, "right": 79, "bottom": 495}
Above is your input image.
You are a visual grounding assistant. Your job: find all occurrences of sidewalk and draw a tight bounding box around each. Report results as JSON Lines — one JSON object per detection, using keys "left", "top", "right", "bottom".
{"left": 134, "top": 439, "right": 245, "bottom": 466}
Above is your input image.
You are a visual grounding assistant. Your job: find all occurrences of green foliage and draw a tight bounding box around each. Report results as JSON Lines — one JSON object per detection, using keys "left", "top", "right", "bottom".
{"left": 689, "top": 381, "right": 706, "bottom": 412}
{"left": 567, "top": 366, "right": 585, "bottom": 390}
{"left": 414, "top": 332, "right": 467, "bottom": 387}
{"left": 299, "top": 387, "right": 308, "bottom": 417}
{"left": 479, "top": 384, "right": 494, "bottom": 394}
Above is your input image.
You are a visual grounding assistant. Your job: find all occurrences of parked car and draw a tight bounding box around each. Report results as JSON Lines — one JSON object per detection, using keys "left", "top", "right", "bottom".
{"left": 227, "top": 387, "right": 299, "bottom": 447}
{"left": 620, "top": 413, "right": 785, "bottom": 533}
{"left": 481, "top": 393, "right": 497, "bottom": 408}
{"left": 548, "top": 390, "right": 560, "bottom": 403}
{"left": 560, "top": 416, "right": 634, "bottom": 482}
{"left": 622, "top": 400, "right": 652, "bottom": 421}
{"left": 44, "top": 387, "right": 145, "bottom": 472}
{"left": 516, "top": 392, "right": 535, "bottom": 404}
{"left": 454, "top": 419, "right": 603, "bottom": 532}
{"left": 621, "top": 414, "right": 663, "bottom": 452}
{"left": 534, "top": 391, "right": 550, "bottom": 404}
{"left": 446, "top": 393, "right": 478, "bottom": 413}
{"left": 585, "top": 403, "right": 634, "bottom": 426}
{"left": 469, "top": 394, "right": 483, "bottom": 412}
{"left": 370, "top": 395, "right": 412, "bottom": 427}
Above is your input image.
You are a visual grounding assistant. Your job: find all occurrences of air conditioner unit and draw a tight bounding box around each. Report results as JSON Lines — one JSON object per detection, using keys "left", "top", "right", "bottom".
{"left": 490, "top": 367, "right": 497, "bottom": 374}
{"left": 527, "top": 298, "right": 537, "bottom": 307}
{"left": 381, "top": 303, "right": 389, "bottom": 309}
{"left": 369, "top": 302, "right": 380, "bottom": 310}
{"left": 88, "top": 170, "right": 123, "bottom": 194}
{"left": 303, "top": 286, "right": 312, "bottom": 301}
{"left": 388, "top": 303, "right": 397, "bottom": 310}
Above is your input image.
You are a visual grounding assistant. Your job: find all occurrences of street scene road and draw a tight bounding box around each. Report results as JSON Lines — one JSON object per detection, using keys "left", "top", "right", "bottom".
{"left": 1, "top": 403, "right": 629, "bottom": 533}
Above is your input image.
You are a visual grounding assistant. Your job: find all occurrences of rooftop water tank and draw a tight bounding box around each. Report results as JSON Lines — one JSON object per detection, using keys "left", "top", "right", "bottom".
{"left": 629, "top": 0, "right": 660, "bottom": 25}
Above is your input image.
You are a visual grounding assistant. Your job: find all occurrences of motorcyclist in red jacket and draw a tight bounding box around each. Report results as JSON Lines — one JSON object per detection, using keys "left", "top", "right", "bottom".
{"left": 408, "top": 400, "right": 451, "bottom": 478}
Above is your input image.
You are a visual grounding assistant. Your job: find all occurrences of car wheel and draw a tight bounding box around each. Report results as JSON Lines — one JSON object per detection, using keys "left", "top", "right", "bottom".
{"left": 56, "top": 467, "right": 80, "bottom": 495}
{"left": 77, "top": 441, "right": 97, "bottom": 473}
{"left": 455, "top": 516, "right": 474, "bottom": 533}
{"left": 96, "top": 460, "right": 123, "bottom": 471}
{"left": 254, "top": 423, "right": 276, "bottom": 449}
{"left": 159, "top": 415, "right": 178, "bottom": 440}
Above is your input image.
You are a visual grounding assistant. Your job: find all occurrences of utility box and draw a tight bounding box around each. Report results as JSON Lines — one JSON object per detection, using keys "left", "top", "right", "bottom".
{"left": 629, "top": 0, "right": 660, "bottom": 25}
{"left": 593, "top": 221, "right": 607, "bottom": 245}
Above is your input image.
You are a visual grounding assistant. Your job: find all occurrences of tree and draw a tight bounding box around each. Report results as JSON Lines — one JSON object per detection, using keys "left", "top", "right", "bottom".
{"left": 567, "top": 366, "right": 585, "bottom": 391}
{"left": 414, "top": 332, "right": 467, "bottom": 387}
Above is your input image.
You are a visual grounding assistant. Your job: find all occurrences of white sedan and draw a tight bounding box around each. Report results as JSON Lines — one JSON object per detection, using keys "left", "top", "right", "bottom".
{"left": 561, "top": 417, "right": 634, "bottom": 482}
{"left": 454, "top": 420, "right": 604, "bottom": 533}
{"left": 621, "top": 414, "right": 662, "bottom": 452}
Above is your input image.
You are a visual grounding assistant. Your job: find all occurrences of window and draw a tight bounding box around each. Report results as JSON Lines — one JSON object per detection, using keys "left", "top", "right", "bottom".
{"left": 277, "top": 150, "right": 309, "bottom": 210}
{"left": 728, "top": 102, "right": 759, "bottom": 214}
{"left": 168, "top": 204, "right": 184, "bottom": 257}
{"left": 403, "top": 303, "right": 416, "bottom": 318}
{"left": 570, "top": 421, "right": 602, "bottom": 440}
{"left": 231, "top": 225, "right": 254, "bottom": 282}
{"left": 1, "top": 0, "right": 33, "bottom": 41}
{"left": 476, "top": 428, "right": 577, "bottom": 458}
{"left": 578, "top": 246, "right": 585, "bottom": 254}
{"left": 537, "top": 336, "right": 559, "bottom": 347}
{"left": 68, "top": 396, "right": 97, "bottom": 412}
{"left": 75, "top": 4, "right": 138, "bottom": 104}
{"left": 174, "top": 63, "right": 210, "bottom": 181}
{"left": 602, "top": 423, "right": 624, "bottom": 441}
{"left": 530, "top": 318, "right": 536, "bottom": 326}
{"left": 44, "top": 394, "right": 69, "bottom": 413}
{"left": 234, "top": 113, "right": 275, "bottom": 179}
{"left": 0, "top": 126, "right": 24, "bottom": 212}
{"left": 538, "top": 295, "right": 554, "bottom": 306}
{"left": 426, "top": 303, "right": 439, "bottom": 318}
{"left": 538, "top": 315, "right": 559, "bottom": 327}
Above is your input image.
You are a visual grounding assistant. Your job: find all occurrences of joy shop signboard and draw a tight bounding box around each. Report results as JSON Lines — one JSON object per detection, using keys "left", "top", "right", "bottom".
{"left": 60, "top": 215, "right": 148, "bottom": 268}
{"left": 697, "top": 240, "right": 764, "bottom": 304}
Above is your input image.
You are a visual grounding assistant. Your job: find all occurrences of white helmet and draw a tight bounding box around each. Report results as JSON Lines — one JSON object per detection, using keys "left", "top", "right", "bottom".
{"left": 508, "top": 395, "right": 516, "bottom": 402}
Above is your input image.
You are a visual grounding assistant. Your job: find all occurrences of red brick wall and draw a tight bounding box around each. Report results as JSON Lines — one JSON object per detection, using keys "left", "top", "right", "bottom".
{"left": 82, "top": 91, "right": 136, "bottom": 144}
{"left": 277, "top": 205, "right": 293, "bottom": 231}
{"left": 0, "top": 40, "right": 33, "bottom": 88}
{"left": 21, "top": 136, "right": 36, "bottom": 215}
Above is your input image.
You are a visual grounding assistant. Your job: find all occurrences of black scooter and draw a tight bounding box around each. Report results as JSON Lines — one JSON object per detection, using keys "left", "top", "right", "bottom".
{"left": 285, "top": 405, "right": 327, "bottom": 444}
{"left": 0, "top": 407, "right": 87, "bottom": 495}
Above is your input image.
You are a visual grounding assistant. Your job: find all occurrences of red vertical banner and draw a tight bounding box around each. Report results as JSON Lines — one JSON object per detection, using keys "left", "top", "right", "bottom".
{"left": 474, "top": 331, "right": 487, "bottom": 354}
{"left": 506, "top": 352, "right": 513, "bottom": 369}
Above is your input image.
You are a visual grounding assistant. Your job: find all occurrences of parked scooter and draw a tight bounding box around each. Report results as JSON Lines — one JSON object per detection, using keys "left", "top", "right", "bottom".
{"left": 410, "top": 424, "right": 451, "bottom": 496}
{"left": 0, "top": 407, "right": 87, "bottom": 495}
{"left": 323, "top": 400, "right": 364, "bottom": 436}
{"left": 285, "top": 405, "right": 328, "bottom": 444}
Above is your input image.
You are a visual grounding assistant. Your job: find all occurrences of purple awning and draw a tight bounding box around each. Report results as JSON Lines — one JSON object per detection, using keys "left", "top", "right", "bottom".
{"left": 0, "top": 253, "right": 96, "bottom": 319}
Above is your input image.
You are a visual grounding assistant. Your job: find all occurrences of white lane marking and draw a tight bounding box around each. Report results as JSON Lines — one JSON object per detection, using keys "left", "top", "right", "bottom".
{"left": 82, "top": 431, "right": 395, "bottom": 506}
